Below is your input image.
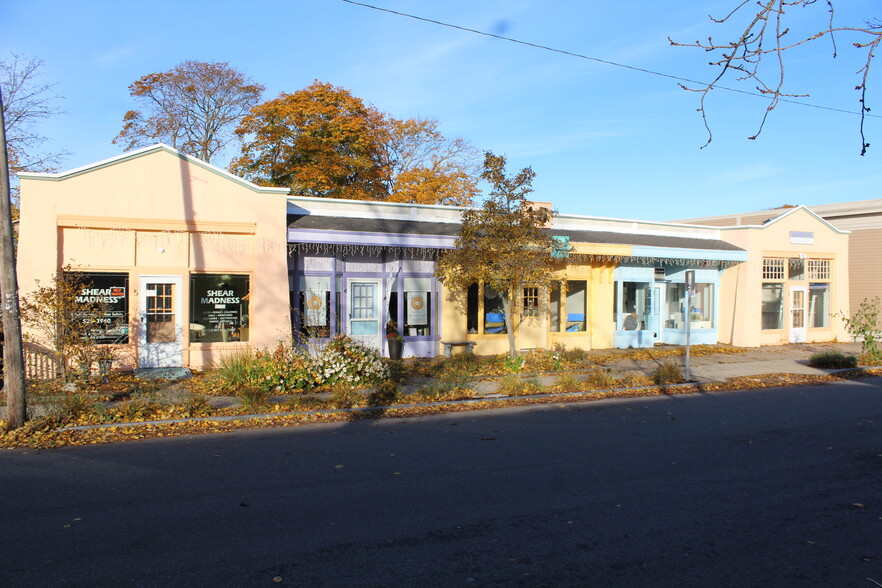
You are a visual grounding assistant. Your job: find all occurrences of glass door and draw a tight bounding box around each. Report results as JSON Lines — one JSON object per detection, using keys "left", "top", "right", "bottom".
{"left": 348, "top": 279, "right": 381, "bottom": 352}
{"left": 789, "top": 286, "right": 807, "bottom": 343}
{"left": 139, "top": 276, "right": 183, "bottom": 367}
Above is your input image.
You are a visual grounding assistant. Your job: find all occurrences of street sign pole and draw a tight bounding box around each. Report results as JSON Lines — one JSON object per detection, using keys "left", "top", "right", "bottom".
{"left": 685, "top": 270, "right": 694, "bottom": 382}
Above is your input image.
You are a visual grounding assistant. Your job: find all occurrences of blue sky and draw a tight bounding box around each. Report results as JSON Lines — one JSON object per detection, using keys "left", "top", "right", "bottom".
{"left": 2, "top": 0, "right": 879, "bottom": 220}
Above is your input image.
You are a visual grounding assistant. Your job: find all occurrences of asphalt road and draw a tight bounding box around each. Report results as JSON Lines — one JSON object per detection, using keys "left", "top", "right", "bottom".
{"left": 1, "top": 378, "right": 881, "bottom": 587}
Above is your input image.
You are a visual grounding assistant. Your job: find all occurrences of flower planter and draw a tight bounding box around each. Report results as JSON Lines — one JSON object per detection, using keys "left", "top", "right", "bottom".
{"left": 387, "top": 338, "right": 403, "bottom": 360}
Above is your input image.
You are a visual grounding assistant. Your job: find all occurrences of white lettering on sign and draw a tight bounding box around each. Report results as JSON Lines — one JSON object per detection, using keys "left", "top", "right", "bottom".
{"left": 201, "top": 290, "right": 240, "bottom": 304}
{"left": 77, "top": 286, "right": 126, "bottom": 304}
{"left": 790, "top": 231, "right": 814, "bottom": 245}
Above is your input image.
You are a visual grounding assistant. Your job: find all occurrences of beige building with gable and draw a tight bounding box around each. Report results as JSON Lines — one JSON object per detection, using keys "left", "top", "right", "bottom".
{"left": 17, "top": 144, "right": 292, "bottom": 370}
{"left": 680, "top": 206, "right": 851, "bottom": 347}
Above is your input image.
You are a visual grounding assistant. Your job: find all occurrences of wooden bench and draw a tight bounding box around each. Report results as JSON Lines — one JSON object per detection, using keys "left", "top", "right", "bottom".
{"left": 442, "top": 341, "right": 476, "bottom": 357}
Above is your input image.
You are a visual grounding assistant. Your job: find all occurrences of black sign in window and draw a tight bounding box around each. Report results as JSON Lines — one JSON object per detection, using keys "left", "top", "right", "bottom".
{"left": 190, "top": 274, "right": 250, "bottom": 343}
{"left": 73, "top": 272, "right": 130, "bottom": 344}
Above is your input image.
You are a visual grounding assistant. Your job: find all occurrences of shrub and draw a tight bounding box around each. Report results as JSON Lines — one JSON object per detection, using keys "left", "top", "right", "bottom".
{"left": 327, "top": 384, "right": 365, "bottom": 409}
{"left": 555, "top": 346, "right": 590, "bottom": 366}
{"left": 214, "top": 338, "right": 388, "bottom": 395}
{"left": 653, "top": 360, "right": 683, "bottom": 385}
{"left": 217, "top": 350, "right": 262, "bottom": 391}
{"left": 841, "top": 298, "right": 882, "bottom": 362}
{"left": 503, "top": 354, "right": 525, "bottom": 373}
{"left": 584, "top": 368, "right": 617, "bottom": 390}
{"left": 46, "top": 393, "right": 93, "bottom": 422}
{"left": 314, "top": 336, "right": 389, "bottom": 387}
{"left": 116, "top": 398, "right": 159, "bottom": 422}
{"left": 808, "top": 350, "right": 858, "bottom": 369}
{"left": 239, "top": 386, "right": 271, "bottom": 412}
{"left": 495, "top": 375, "right": 545, "bottom": 396}
{"left": 554, "top": 373, "right": 582, "bottom": 393}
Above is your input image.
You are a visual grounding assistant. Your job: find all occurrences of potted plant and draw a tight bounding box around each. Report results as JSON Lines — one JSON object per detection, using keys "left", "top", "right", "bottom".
{"left": 386, "top": 320, "right": 404, "bottom": 360}
{"left": 95, "top": 346, "right": 117, "bottom": 384}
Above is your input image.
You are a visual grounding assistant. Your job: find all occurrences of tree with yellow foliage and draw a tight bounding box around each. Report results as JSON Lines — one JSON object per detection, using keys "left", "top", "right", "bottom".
{"left": 436, "top": 152, "right": 558, "bottom": 358}
{"left": 232, "top": 81, "right": 480, "bottom": 204}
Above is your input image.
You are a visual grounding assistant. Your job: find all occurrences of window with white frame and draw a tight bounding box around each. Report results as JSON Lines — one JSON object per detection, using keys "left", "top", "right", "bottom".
{"left": 762, "top": 258, "right": 785, "bottom": 280}
{"left": 808, "top": 259, "right": 830, "bottom": 280}
{"left": 809, "top": 283, "right": 830, "bottom": 327}
{"left": 761, "top": 283, "right": 784, "bottom": 330}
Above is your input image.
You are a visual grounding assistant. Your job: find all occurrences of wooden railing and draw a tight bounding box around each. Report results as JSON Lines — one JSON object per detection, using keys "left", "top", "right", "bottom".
{"left": 22, "top": 342, "right": 59, "bottom": 380}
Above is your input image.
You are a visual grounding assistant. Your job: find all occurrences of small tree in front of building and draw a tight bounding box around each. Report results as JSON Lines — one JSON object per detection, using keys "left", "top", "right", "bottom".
{"left": 20, "top": 268, "right": 105, "bottom": 383}
{"left": 841, "top": 297, "right": 882, "bottom": 364}
{"left": 436, "top": 152, "right": 558, "bottom": 358}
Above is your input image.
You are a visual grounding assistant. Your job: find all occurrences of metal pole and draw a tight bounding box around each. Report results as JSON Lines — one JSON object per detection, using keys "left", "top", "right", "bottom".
{"left": 685, "top": 286, "right": 692, "bottom": 381}
{"left": 684, "top": 270, "right": 694, "bottom": 382}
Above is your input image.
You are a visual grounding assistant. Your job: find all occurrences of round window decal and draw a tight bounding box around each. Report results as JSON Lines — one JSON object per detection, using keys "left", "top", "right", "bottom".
{"left": 410, "top": 295, "right": 424, "bottom": 310}
{"left": 306, "top": 295, "right": 323, "bottom": 311}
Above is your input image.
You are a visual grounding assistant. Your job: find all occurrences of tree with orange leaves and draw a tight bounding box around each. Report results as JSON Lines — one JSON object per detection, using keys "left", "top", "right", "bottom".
{"left": 231, "top": 81, "right": 390, "bottom": 200}
{"left": 232, "top": 81, "right": 480, "bottom": 204}
{"left": 385, "top": 117, "right": 478, "bottom": 206}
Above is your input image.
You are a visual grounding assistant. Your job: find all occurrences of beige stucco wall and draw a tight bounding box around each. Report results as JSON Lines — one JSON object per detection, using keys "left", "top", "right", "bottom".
{"left": 438, "top": 258, "right": 618, "bottom": 355}
{"left": 17, "top": 146, "right": 291, "bottom": 369}
{"left": 717, "top": 208, "right": 849, "bottom": 347}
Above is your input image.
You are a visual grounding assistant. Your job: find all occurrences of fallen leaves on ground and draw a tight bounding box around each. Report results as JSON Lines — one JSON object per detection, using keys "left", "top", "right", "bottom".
{"left": 3, "top": 367, "right": 879, "bottom": 451}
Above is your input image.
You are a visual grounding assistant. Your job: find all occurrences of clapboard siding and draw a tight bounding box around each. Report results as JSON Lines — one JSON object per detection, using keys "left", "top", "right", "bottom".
{"left": 848, "top": 228, "right": 882, "bottom": 312}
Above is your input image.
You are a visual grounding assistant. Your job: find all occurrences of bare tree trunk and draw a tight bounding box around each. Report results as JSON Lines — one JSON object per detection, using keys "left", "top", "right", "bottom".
{"left": 0, "top": 87, "right": 27, "bottom": 428}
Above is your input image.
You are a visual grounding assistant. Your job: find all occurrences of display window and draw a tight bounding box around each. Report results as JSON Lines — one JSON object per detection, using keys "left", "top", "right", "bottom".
{"left": 190, "top": 274, "right": 250, "bottom": 342}
{"left": 72, "top": 271, "right": 130, "bottom": 344}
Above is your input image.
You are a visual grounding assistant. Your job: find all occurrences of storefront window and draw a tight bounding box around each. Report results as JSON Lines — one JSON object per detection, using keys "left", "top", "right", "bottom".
{"left": 335, "top": 276, "right": 342, "bottom": 336}
{"left": 665, "top": 283, "right": 686, "bottom": 328}
{"left": 467, "top": 283, "right": 479, "bottom": 333}
{"left": 549, "top": 283, "right": 561, "bottom": 332}
{"left": 618, "top": 282, "right": 649, "bottom": 330}
{"left": 298, "top": 276, "right": 331, "bottom": 338}
{"left": 72, "top": 272, "right": 129, "bottom": 344}
{"left": 691, "top": 283, "right": 715, "bottom": 326}
{"left": 566, "top": 281, "right": 587, "bottom": 331}
{"left": 484, "top": 285, "right": 506, "bottom": 334}
{"left": 809, "top": 283, "right": 830, "bottom": 327}
{"left": 762, "top": 283, "right": 784, "bottom": 330}
{"left": 789, "top": 259, "right": 806, "bottom": 280}
{"left": 190, "top": 274, "right": 250, "bottom": 342}
{"left": 404, "top": 277, "right": 432, "bottom": 336}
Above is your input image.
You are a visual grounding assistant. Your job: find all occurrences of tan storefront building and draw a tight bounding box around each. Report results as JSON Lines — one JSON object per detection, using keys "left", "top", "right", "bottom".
{"left": 681, "top": 207, "right": 851, "bottom": 347}
{"left": 17, "top": 144, "right": 292, "bottom": 370}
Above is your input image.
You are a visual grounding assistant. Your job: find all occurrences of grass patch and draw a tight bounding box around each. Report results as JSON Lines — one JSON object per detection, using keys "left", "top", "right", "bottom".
{"left": 808, "top": 350, "right": 858, "bottom": 369}
{"left": 554, "top": 373, "right": 583, "bottom": 393}
{"left": 584, "top": 368, "right": 617, "bottom": 390}
{"left": 497, "top": 375, "right": 545, "bottom": 396}
{"left": 652, "top": 360, "right": 683, "bottom": 385}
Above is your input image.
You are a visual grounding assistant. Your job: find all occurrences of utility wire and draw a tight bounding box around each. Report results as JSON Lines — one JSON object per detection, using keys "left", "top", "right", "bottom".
{"left": 339, "top": 0, "right": 880, "bottom": 119}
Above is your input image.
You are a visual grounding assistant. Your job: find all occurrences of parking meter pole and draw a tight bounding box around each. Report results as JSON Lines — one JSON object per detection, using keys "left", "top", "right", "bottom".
{"left": 685, "top": 287, "right": 692, "bottom": 381}
{"left": 685, "top": 270, "right": 694, "bottom": 382}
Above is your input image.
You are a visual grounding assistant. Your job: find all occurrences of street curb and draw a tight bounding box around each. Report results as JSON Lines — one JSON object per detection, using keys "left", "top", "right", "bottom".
{"left": 54, "top": 380, "right": 705, "bottom": 433}
{"left": 49, "top": 367, "right": 881, "bottom": 435}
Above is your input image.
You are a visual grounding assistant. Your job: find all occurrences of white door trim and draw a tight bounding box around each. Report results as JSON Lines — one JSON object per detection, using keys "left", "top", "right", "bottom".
{"left": 789, "top": 285, "right": 807, "bottom": 343}
{"left": 138, "top": 275, "right": 183, "bottom": 368}
{"left": 347, "top": 278, "right": 382, "bottom": 352}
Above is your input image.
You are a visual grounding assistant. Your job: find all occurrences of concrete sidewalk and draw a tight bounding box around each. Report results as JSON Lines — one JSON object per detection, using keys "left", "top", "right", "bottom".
{"left": 604, "top": 341, "right": 865, "bottom": 383}
{"left": 408, "top": 341, "right": 868, "bottom": 400}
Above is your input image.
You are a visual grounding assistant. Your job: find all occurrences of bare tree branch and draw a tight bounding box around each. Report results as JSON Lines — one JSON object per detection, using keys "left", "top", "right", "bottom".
{"left": 670, "top": 1, "right": 880, "bottom": 154}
